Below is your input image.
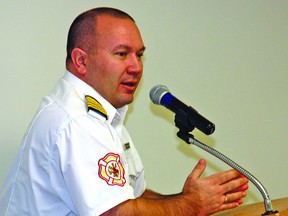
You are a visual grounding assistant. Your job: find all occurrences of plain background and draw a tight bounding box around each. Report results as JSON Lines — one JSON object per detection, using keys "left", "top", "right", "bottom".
{"left": 1, "top": 0, "right": 287, "bottom": 207}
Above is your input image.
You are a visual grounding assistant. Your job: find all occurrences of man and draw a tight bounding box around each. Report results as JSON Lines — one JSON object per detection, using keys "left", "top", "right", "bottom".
{"left": 0, "top": 7, "right": 248, "bottom": 215}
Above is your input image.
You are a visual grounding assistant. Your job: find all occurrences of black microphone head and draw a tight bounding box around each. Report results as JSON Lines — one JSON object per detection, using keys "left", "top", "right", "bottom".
{"left": 149, "top": 85, "right": 170, "bottom": 105}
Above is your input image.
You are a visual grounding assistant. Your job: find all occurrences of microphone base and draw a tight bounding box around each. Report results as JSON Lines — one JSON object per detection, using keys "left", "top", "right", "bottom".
{"left": 262, "top": 210, "right": 279, "bottom": 216}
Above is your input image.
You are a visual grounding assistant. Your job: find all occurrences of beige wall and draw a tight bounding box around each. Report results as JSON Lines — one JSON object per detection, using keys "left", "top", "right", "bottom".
{"left": 1, "top": 0, "right": 287, "bottom": 205}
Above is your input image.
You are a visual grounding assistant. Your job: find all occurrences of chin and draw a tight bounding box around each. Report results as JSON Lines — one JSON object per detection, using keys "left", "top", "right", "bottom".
{"left": 113, "top": 97, "right": 134, "bottom": 108}
{"left": 123, "top": 96, "right": 134, "bottom": 106}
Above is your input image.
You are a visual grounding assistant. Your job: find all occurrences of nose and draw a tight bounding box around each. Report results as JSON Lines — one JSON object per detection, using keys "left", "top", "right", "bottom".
{"left": 127, "top": 54, "right": 143, "bottom": 74}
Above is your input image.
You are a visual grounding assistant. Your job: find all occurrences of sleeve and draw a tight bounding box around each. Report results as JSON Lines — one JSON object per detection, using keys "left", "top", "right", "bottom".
{"left": 50, "top": 115, "right": 135, "bottom": 216}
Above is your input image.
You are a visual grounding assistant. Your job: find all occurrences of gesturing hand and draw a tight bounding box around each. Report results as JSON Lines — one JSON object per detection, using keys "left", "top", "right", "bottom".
{"left": 182, "top": 159, "right": 249, "bottom": 215}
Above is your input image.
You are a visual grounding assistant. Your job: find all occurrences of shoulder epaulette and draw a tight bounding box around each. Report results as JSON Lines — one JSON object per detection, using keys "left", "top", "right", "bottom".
{"left": 85, "top": 95, "right": 108, "bottom": 120}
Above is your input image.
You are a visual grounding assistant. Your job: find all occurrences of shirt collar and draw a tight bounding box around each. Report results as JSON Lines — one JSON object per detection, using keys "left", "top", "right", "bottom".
{"left": 63, "top": 70, "right": 128, "bottom": 125}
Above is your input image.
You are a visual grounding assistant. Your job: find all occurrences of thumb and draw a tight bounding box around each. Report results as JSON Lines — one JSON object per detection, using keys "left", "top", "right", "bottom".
{"left": 190, "top": 159, "right": 206, "bottom": 180}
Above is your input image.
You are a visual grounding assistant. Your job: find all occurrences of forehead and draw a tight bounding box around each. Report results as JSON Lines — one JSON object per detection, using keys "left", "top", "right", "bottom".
{"left": 95, "top": 15, "right": 144, "bottom": 50}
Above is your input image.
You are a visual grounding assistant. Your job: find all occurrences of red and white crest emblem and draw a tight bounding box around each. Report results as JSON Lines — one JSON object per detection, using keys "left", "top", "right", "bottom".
{"left": 98, "top": 153, "right": 126, "bottom": 186}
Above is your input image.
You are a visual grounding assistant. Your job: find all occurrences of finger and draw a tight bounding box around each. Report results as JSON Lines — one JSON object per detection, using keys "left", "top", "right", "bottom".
{"left": 229, "top": 183, "right": 249, "bottom": 193}
{"left": 190, "top": 159, "right": 206, "bottom": 180}
{"left": 226, "top": 191, "right": 246, "bottom": 203}
{"left": 220, "top": 201, "right": 241, "bottom": 212}
{"left": 222, "top": 176, "right": 249, "bottom": 193}
{"left": 235, "top": 199, "right": 244, "bottom": 205}
{"left": 217, "top": 169, "right": 244, "bottom": 184}
{"left": 219, "top": 191, "right": 246, "bottom": 212}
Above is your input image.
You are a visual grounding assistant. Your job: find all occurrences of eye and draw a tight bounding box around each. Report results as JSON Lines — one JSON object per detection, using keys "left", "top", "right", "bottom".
{"left": 116, "top": 52, "right": 128, "bottom": 57}
{"left": 137, "top": 52, "right": 144, "bottom": 59}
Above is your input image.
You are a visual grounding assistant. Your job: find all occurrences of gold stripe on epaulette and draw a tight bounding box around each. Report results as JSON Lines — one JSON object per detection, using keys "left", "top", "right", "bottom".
{"left": 85, "top": 95, "right": 108, "bottom": 120}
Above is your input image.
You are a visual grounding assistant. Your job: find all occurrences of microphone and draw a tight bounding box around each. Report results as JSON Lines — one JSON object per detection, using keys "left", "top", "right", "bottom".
{"left": 149, "top": 85, "right": 215, "bottom": 135}
{"left": 150, "top": 85, "right": 278, "bottom": 215}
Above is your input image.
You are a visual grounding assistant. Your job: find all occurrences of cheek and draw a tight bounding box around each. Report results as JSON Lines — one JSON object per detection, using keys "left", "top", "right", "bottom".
{"left": 88, "top": 57, "right": 126, "bottom": 88}
{"left": 88, "top": 61, "right": 110, "bottom": 81}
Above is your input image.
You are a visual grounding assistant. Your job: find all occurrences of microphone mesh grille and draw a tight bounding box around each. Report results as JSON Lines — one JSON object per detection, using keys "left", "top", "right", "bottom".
{"left": 149, "top": 85, "right": 169, "bottom": 105}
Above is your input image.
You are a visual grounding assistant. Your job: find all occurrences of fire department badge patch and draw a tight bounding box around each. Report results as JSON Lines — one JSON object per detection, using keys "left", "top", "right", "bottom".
{"left": 98, "top": 153, "right": 126, "bottom": 187}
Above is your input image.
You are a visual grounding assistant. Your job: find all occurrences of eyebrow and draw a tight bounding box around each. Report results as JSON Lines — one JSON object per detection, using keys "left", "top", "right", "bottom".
{"left": 139, "top": 46, "right": 146, "bottom": 52}
{"left": 113, "top": 44, "right": 146, "bottom": 53}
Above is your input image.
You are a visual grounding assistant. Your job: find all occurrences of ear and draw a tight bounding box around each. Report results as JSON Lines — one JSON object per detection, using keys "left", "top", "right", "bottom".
{"left": 70, "top": 48, "right": 88, "bottom": 76}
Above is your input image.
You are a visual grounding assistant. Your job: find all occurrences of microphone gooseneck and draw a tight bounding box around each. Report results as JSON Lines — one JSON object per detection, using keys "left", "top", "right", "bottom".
{"left": 186, "top": 135, "right": 276, "bottom": 215}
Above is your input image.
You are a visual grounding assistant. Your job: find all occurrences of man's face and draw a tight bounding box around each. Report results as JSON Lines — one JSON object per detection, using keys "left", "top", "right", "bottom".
{"left": 85, "top": 15, "right": 145, "bottom": 108}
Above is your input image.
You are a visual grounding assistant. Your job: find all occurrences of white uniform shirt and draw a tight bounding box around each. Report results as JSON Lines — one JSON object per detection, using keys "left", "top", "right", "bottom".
{"left": 0, "top": 71, "right": 146, "bottom": 216}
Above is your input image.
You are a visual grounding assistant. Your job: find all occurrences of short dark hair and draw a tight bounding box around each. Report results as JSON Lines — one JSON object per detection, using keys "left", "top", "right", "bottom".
{"left": 65, "top": 7, "right": 135, "bottom": 67}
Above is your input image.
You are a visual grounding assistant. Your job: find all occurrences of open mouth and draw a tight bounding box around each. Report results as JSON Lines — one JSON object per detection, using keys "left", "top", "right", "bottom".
{"left": 123, "top": 82, "right": 135, "bottom": 87}
{"left": 121, "top": 81, "right": 138, "bottom": 93}
{"left": 122, "top": 81, "right": 137, "bottom": 87}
